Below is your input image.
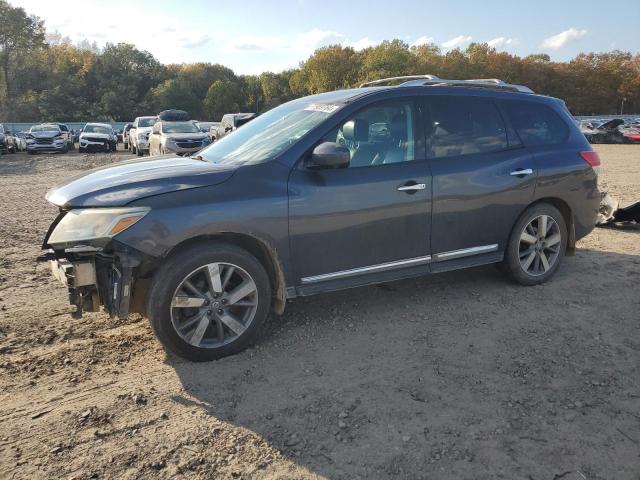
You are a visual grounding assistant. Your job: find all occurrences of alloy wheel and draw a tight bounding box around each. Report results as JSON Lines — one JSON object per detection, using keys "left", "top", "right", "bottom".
{"left": 518, "top": 215, "right": 562, "bottom": 276}
{"left": 170, "top": 262, "right": 259, "bottom": 348}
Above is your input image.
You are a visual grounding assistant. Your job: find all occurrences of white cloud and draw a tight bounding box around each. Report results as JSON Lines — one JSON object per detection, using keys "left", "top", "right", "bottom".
{"left": 411, "top": 36, "right": 435, "bottom": 47}
{"left": 540, "top": 27, "right": 587, "bottom": 50}
{"left": 297, "top": 28, "right": 346, "bottom": 50}
{"left": 442, "top": 35, "right": 472, "bottom": 49}
{"left": 487, "top": 37, "right": 515, "bottom": 49}
{"left": 349, "top": 37, "right": 378, "bottom": 51}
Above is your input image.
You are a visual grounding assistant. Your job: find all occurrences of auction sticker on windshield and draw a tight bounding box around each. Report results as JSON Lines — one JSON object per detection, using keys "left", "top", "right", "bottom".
{"left": 304, "top": 103, "right": 340, "bottom": 113}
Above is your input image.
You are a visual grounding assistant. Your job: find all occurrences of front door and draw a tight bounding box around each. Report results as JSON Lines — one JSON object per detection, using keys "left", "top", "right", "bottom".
{"left": 422, "top": 95, "right": 536, "bottom": 262}
{"left": 288, "top": 99, "right": 432, "bottom": 289}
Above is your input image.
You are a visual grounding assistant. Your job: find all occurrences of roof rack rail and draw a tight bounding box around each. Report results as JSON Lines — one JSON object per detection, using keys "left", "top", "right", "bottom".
{"left": 359, "top": 75, "right": 441, "bottom": 88}
{"left": 402, "top": 77, "right": 534, "bottom": 93}
{"left": 360, "top": 75, "right": 534, "bottom": 93}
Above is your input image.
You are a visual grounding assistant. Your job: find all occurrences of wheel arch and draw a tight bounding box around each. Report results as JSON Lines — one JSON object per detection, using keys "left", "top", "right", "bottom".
{"left": 523, "top": 197, "right": 575, "bottom": 255}
{"left": 162, "top": 233, "right": 288, "bottom": 315}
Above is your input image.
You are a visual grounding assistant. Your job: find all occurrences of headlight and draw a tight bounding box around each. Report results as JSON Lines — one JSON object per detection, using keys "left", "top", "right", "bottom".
{"left": 26, "top": 138, "right": 35, "bottom": 144}
{"left": 48, "top": 207, "right": 150, "bottom": 244}
{"left": 165, "top": 137, "right": 176, "bottom": 143}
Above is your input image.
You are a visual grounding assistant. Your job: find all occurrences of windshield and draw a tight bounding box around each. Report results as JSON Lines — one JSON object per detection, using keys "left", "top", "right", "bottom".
{"left": 138, "top": 118, "right": 156, "bottom": 127}
{"left": 196, "top": 99, "right": 340, "bottom": 165}
{"left": 162, "top": 122, "right": 200, "bottom": 133}
{"left": 83, "top": 125, "right": 112, "bottom": 134}
{"left": 31, "top": 124, "right": 60, "bottom": 132}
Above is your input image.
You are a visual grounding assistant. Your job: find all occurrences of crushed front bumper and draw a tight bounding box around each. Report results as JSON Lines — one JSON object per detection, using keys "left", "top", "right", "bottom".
{"left": 27, "top": 142, "right": 66, "bottom": 152}
{"left": 40, "top": 244, "right": 144, "bottom": 319}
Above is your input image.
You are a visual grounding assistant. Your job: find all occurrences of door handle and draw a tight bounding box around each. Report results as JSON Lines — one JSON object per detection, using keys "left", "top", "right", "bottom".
{"left": 509, "top": 168, "right": 533, "bottom": 176}
{"left": 397, "top": 183, "right": 426, "bottom": 192}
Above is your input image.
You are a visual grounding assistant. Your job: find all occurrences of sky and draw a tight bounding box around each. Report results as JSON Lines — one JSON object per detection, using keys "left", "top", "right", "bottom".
{"left": 10, "top": 0, "right": 640, "bottom": 74}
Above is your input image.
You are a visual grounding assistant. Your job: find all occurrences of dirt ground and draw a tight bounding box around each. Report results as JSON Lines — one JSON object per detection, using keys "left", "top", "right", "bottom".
{"left": 0, "top": 145, "right": 639, "bottom": 480}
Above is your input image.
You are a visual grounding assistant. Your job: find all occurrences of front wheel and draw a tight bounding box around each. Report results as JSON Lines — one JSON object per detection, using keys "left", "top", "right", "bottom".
{"left": 147, "top": 243, "right": 271, "bottom": 361}
{"left": 501, "top": 203, "right": 567, "bottom": 286}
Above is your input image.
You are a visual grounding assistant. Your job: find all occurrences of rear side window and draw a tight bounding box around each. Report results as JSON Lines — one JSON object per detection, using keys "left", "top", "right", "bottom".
{"left": 425, "top": 96, "right": 508, "bottom": 158}
{"left": 504, "top": 101, "right": 569, "bottom": 146}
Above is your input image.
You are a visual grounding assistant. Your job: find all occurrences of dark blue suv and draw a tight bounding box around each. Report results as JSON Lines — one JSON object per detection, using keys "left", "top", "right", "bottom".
{"left": 41, "top": 76, "right": 600, "bottom": 361}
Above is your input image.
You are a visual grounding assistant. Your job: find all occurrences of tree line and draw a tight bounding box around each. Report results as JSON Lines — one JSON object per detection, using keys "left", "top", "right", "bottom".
{"left": 1, "top": 1, "right": 639, "bottom": 123}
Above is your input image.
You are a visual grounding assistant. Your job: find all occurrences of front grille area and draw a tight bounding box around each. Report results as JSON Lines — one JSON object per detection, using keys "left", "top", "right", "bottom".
{"left": 176, "top": 141, "right": 202, "bottom": 148}
{"left": 83, "top": 136, "right": 107, "bottom": 143}
{"left": 36, "top": 138, "right": 54, "bottom": 144}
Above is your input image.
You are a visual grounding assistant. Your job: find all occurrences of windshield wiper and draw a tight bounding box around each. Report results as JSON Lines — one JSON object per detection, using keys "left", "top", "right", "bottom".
{"left": 191, "top": 154, "right": 205, "bottom": 162}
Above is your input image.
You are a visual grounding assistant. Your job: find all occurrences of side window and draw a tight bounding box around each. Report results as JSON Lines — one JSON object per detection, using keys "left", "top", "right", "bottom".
{"left": 426, "top": 96, "right": 508, "bottom": 158}
{"left": 322, "top": 101, "right": 415, "bottom": 168}
{"left": 504, "top": 101, "right": 569, "bottom": 146}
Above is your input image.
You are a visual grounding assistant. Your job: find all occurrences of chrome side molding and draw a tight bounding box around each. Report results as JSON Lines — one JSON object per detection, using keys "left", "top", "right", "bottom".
{"left": 301, "top": 244, "right": 499, "bottom": 284}
{"left": 301, "top": 255, "right": 432, "bottom": 284}
{"left": 432, "top": 244, "right": 499, "bottom": 261}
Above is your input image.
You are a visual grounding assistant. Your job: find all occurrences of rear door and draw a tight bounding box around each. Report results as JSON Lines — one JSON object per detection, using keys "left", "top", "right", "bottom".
{"left": 288, "top": 98, "right": 432, "bottom": 289}
{"left": 423, "top": 94, "right": 536, "bottom": 264}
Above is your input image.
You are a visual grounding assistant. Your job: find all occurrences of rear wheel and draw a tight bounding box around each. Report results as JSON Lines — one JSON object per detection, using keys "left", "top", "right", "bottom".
{"left": 147, "top": 243, "right": 271, "bottom": 361}
{"left": 501, "top": 203, "right": 567, "bottom": 286}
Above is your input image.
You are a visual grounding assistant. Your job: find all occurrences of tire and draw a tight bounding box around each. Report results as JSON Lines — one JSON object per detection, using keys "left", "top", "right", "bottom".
{"left": 132, "top": 144, "right": 137, "bottom": 154}
{"left": 137, "top": 147, "right": 143, "bottom": 157}
{"left": 124, "top": 142, "right": 129, "bottom": 150}
{"left": 147, "top": 243, "right": 271, "bottom": 361}
{"left": 78, "top": 147, "right": 85, "bottom": 153}
{"left": 27, "top": 150, "right": 35, "bottom": 155}
{"left": 501, "top": 203, "right": 567, "bottom": 286}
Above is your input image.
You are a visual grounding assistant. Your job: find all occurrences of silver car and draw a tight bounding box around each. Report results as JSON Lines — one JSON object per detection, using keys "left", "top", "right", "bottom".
{"left": 148, "top": 121, "right": 210, "bottom": 156}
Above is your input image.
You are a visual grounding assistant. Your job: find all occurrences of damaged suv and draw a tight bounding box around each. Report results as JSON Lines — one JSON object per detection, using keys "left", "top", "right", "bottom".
{"left": 41, "top": 76, "right": 600, "bottom": 361}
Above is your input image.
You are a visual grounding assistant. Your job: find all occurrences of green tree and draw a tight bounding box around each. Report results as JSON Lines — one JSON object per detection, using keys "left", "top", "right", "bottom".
{"left": 295, "top": 45, "right": 362, "bottom": 93}
{"left": 87, "top": 43, "right": 165, "bottom": 120}
{"left": 359, "top": 40, "right": 415, "bottom": 83}
{"left": 0, "top": 0, "right": 45, "bottom": 119}
{"left": 203, "top": 80, "right": 243, "bottom": 120}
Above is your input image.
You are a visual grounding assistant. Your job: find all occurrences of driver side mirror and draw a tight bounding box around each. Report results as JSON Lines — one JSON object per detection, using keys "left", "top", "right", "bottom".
{"left": 306, "top": 142, "right": 350, "bottom": 169}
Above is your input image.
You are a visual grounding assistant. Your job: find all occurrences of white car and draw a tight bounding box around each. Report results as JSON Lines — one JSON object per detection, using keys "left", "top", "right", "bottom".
{"left": 78, "top": 123, "right": 117, "bottom": 153}
{"left": 148, "top": 121, "right": 211, "bottom": 156}
{"left": 129, "top": 116, "right": 157, "bottom": 156}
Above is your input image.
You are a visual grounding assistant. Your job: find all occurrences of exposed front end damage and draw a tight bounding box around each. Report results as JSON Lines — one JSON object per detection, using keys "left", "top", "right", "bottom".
{"left": 39, "top": 243, "right": 144, "bottom": 320}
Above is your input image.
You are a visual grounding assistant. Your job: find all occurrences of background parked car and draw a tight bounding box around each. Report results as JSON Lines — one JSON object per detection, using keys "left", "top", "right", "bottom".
{"left": 55, "top": 123, "right": 75, "bottom": 151}
{"left": 122, "top": 123, "right": 133, "bottom": 149}
{"left": 14, "top": 131, "right": 28, "bottom": 151}
{"left": 0, "top": 123, "right": 7, "bottom": 153}
{"left": 148, "top": 119, "right": 210, "bottom": 156}
{"left": 3, "top": 130, "right": 20, "bottom": 153}
{"left": 212, "top": 113, "right": 257, "bottom": 141}
{"left": 194, "top": 121, "right": 218, "bottom": 140}
{"left": 26, "top": 124, "right": 70, "bottom": 154}
{"left": 129, "top": 116, "right": 157, "bottom": 156}
{"left": 78, "top": 123, "right": 117, "bottom": 153}
{"left": 207, "top": 123, "right": 221, "bottom": 141}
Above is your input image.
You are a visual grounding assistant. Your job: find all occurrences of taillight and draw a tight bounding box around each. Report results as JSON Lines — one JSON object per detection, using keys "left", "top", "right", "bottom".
{"left": 579, "top": 151, "right": 600, "bottom": 168}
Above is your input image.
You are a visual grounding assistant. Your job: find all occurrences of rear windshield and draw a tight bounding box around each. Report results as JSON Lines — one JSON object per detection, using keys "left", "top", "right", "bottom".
{"left": 504, "top": 101, "right": 569, "bottom": 146}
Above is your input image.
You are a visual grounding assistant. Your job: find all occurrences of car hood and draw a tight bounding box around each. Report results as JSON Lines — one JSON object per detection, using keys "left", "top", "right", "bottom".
{"left": 30, "top": 130, "right": 61, "bottom": 139}
{"left": 165, "top": 132, "right": 208, "bottom": 140}
{"left": 81, "top": 132, "right": 112, "bottom": 139}
{"left": 46, "top": 155, "right": 238, "bottom": 208}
